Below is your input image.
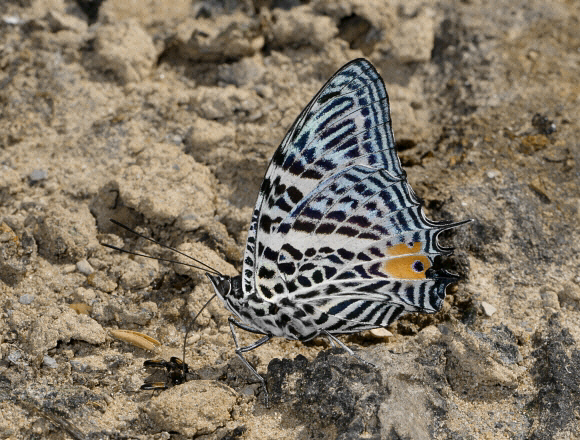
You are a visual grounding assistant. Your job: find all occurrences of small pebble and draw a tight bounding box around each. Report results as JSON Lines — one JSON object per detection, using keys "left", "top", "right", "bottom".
{"left": 3, "top": 15, "right": 22, "bottom": 25}
{"left": 19, "top": 294, "right": 35, "bottom": 305}
{"left": 481, "top": 301, "right": 497, "bottom": 317}
{"left": 43, "top": 355, "right": 58, "bottom": 369}
{"left": 29, "top": 169, "right": 48, "bottom": 183}
{"left": 76, "top": 259, "right": 95, "bottom": 275}
{"left": 62, "top": 264, "right": 77, "bottom": 274}
{"left": 7, "top": 351, "right": 22, "bottom": 363}
{"left": 369, "top": 328, "right": 393, "bottom": 339}
{"left": 70, "top": 360, "right": 88, "bottom": 372}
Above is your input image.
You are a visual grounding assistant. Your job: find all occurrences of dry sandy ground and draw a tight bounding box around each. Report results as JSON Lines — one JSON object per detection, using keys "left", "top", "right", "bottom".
{"left": 0, "top": 0, "right": 579, "bottom": 439}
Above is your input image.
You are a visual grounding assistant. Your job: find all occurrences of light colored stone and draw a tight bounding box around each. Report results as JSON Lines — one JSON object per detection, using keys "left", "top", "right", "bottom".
{"left": 390, "top": 9, "right": 435, "bottom": 62}
{"left": 540, "top": 288, "right": 561, "bottom": 310}
{"left": 98, "top": 0, "right": 191, "bottom": 26}
{"left": 92, "top": 19, "right": 156, "bottom": 83}
{"left": 174, "top": 13, "right": 263, "bottom": 62}
{"left": 18, "top": 294, "right": 34, "bottom": 305}
{"left": 45, "top": 10, "right": 87, "bottom": 33}
{"left": 270, "top": 6, "right": 338, "bottom": 48}
{"left": 369, "top": 328, "right": 393, "bottom": 339}
{"left": 24, "top": 308, "right": 106, "bottom": 362}
{"left": 557, "top": 281, "right": 580, "bottom": 305}
{"left": 43, "top": 355, "right": 57, "bottom": 369}
{"left": 481, "top": 301, "right": 497, "bottom": 317}
{"left": 145, "top": 381, "right": 237, "bottom": 437}
{"left": 416, "top": 325, "right": 441, "bottom": 346}
{"left": 76, "top": 259, "right": 94, "bottom": 275}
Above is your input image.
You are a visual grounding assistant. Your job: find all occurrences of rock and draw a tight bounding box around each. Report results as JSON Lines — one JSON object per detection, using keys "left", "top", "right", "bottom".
{"left": 185, "top": 118, "right": 236, "bottom": 163}
{"left": 86, "top": 271, "right": 117, "bottom": 293}
{"left": 31, "top": 204, "right": 99, "bottom": 263}
{"left": 390, "top": 8, "right": 436, "bottom": 62}
{"left": 269, "top": 6, "right": 338, "bottom": 48}
{"left": 91, "top": 298, "right": 157, "bottom": 326}
{"left": 91, "top": 20, "right": 157, "bottom": 83}
{"left": 112, "top": 143, "right": 216, "bottom": 231}
{"left": 28, "top": 169, "right": 48, "bottom": 184}
{"left": 529, "top": 318, "right": 580, "bottom": 439}
{"left": 18, "top": 294, "right": 35, "bottom": 305}
{"left": 443, "top": 326, "right": 519, "bottom": 393}
{"left": 70, "top": 355, "right": 108, "bottom": 373}
{"left": 267, "top": 345, "right": 448, "bottom": 439}
{"left": 190, "top": 86, "right": 262, "bottom": 121}
{"left": 45, "top": 10, "right": 87, "bottom": 34}
{"left": 557, "top": 281, "right": 580, "bottom": 306}
{"left": 43, "top": 355, "right": 57, "bottom": 369}
{"left": 72, "top": 287, "right": 97, "bottom": 303}
{"left": 76, "top": 259, "right": 94, "bottom": 275}
{"left": 21, "top": 308, "right": 106, "bottom": 362}
{"left": 368, "top": 328, "right": 393, "bottom": 339}
{"left": 416, "top": 325, "right": 442, "bottom": 347}
{"left": 540, "top": 287, "right": 561, "bottom": 310}
{"left": 217, "top": 55, "right": 266, "bottom": 87}
{"left": 481, "top": 301, "right": 497, "bottom": 316}
{"left": 173, "top": 13, "right": 263, "bottom": 62}
{"left": 144, "top": 381, "right": 237, "bottom": 437}
{"left": 0, "top": 222, "right": 36, "bottom": 286}
{"left": 112, "top": 255, "right": 159, "bottom": 290}
{"left": 98, "top": 0, "right": 191, "bottom": 26}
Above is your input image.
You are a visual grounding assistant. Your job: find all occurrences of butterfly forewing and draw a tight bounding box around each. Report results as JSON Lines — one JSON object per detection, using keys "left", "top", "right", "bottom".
{"left": 241, "top": 59, "right": 465, "bottom": 339}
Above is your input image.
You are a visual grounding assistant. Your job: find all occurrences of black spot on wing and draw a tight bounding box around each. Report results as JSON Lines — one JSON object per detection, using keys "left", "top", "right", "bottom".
{"left": 263, "top": 247, "right": 278, "bottom": 262}
{"left": 302, "top": 169, "right": 323, "bottom": 179}
{"left": 312, "top": 270, "right": 323, "bottom": 284}
{"left": 293, "top": 220, "right": 316, "bottom": 233}
{"left": 258, "top": 266, "right": 276, "bottom": 279}
{"left": 281, "top": 243, "right": 303, "bottom": 261}
{"left": 279, "top": 262, "right": 296, "bottom": 275}
{"left": 260, "top": 285, "right": 273, "bottom": 299}
{"left": 327, "top": 210, "right": 347, "bottom": 222}
{"left": 348, "top": 215, "right": 371, "bottom": 228}
{"left": 287, "top": 186, "right": 303, "bottom": 204}
{"left": 298, "top": 275, "right": 312, "bottom": 287}
{"left": 337, "top": 248, "right": 355, "bottom": 260}
{"left": 317, "top": 90, "right": 341, "bottom": 105}
{"left": 259, "top": 215, "right": 272, "bottom": 233}
{"left": 316, "top": 223, "right": 336, "bottom": 234}
{"left": 336, "top": 225, "right": 359, "bottom": 237}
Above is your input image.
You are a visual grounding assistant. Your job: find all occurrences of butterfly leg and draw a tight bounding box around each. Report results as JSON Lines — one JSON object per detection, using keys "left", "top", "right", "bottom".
{"left": 228, "top": 317, "right": 272, "bottom": 407}
{"left": 322, "top": 330, "right": 377, "bottom": 369}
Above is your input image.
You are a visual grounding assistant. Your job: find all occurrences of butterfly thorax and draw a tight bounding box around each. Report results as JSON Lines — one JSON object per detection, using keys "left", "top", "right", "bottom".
{"left": 207, "top": 273, "right": 320, "bottom": 341}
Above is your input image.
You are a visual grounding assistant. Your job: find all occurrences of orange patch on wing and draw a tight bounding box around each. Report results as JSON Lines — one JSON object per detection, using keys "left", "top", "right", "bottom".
{"left": 386, "top": 241, "right": 422, "bottom": 256}
{"left": 384, "top": 255, "right": 431, "bottom": 280}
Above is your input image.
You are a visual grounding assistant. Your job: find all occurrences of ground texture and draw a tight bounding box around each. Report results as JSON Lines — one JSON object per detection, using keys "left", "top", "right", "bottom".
{"left": 0, "top": 0, "right": 579, "bottom": 439}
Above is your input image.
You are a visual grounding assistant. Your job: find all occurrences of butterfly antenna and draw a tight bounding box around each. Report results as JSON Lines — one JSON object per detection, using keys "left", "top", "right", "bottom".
{"left": 181, "top": 293, "right": 217, "bottom": 378}
{"left": 105, "top": 219, "right": 222, "bottom": 276}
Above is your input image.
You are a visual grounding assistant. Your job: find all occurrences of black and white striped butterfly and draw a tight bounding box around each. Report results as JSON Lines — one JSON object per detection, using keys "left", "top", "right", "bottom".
{"left": 107, "top": 59, "right": 470, "bottom": 406}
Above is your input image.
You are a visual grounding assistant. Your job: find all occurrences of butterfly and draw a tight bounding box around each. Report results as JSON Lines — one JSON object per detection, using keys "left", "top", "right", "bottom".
{"left": 107, "top": 58, "right": 470, "bottom": 406}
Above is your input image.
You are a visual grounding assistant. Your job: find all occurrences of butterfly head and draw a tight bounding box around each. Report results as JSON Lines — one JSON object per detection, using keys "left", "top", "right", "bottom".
{"left": 206, "top": 273, "right": 244, "bottom": 301}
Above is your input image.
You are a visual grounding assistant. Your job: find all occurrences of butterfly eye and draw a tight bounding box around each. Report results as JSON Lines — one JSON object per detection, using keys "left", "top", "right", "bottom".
{"left": 222, "top": 278, "right": 232, "bottom": 295}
